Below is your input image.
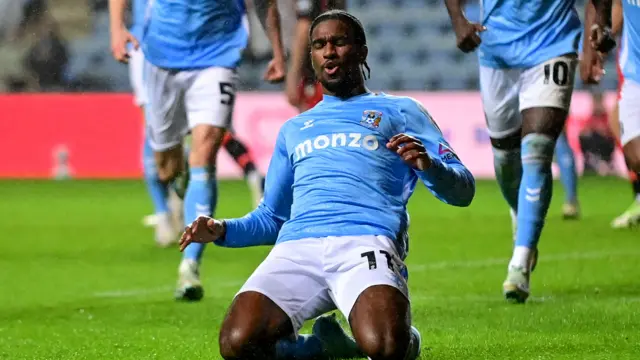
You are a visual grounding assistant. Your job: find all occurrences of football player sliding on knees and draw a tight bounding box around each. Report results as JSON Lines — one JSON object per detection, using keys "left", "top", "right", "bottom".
{"left": 176, "top": 10, "right": 475, "bottom": 360}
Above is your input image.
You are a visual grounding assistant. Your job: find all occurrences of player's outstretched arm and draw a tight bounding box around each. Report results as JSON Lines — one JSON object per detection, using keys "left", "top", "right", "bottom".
{"left": 396, "top": 99, "right": 476, "bottom": 207}
{"left": 198, "top": 129, "right": 294, "bottom": 248}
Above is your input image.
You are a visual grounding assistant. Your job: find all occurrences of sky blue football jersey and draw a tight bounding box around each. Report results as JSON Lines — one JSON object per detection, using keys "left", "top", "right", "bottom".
{"left": 220, "top": 92, "right": 475, "bottom": 258}
{"left": 478, "top": 0, "right": 582, "bottom": 68}
{"left": 142, "top": 0, "right": 248, "bottom": 70}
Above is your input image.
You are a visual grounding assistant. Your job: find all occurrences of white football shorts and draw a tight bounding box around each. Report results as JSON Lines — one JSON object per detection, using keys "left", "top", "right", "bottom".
{"left": 479, "top": 54, "right": 578, "bottom": 139}
{"left": 236, "top": 235, "right": 410, "bottom": 332}
{"left": 143, "top": 61, "right": 238, "bottom": 151}
{"left": 619, "top": 78, "right": 640, "bottom": 146}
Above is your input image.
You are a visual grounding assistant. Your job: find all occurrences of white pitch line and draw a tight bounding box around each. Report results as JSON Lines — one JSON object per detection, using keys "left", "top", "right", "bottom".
{"left": 410, "top": 249, "right": 640, "bottom": 272}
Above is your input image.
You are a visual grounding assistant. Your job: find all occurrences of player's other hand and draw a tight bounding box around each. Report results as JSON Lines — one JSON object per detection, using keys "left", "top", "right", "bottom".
{"left": 580, "top": 50, "right": 605, "bottom": 84}
{"left": 179, "top": 216, "right": 225, "bottom": 252}
{"left": 264, "top": 56, "right": 286, "bottom": 83}
{"left": 110, "top": 27, "right": 139, "bottom": 64}
{"left": 387, "top": 134, "right": 432, "bottom": 171}
{"left": 590, "top": 24, "right": 616, "bottom": 54}
{"left": 452, "top": 19, "right": 486, "bottom": 53}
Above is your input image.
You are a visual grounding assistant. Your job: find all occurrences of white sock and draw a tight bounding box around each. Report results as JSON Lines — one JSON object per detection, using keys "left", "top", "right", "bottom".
{"left": 247, "top": 169, "right": 262, "bottom": 187}
{"left": 508, "top": 246, "right": 532, "bottom": 270}
{"left": 635, "top": 193, "right": 640, "bottom": 203}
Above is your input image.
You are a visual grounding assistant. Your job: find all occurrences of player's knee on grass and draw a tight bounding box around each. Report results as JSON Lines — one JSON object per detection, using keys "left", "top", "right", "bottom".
{"left": 521, "top": 107, "right": 568, "bottom": 140}
{"left": 349, "top": 285, "right": 412, "bottom": 360}
{"left": 154, "top": 146, "right": 184, "bottom": 183}
{"left": 189, "top": 124, "right": 226, "bottom": 168}
{"left": 219, "top": 291, "right": 293, "bottom": 360}
{"left": 623, "top": 138, "right": 640, "bottom": 173}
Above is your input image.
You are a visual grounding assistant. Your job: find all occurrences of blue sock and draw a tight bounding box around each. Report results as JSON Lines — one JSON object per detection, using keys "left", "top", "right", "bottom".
{"left": 142, "top": 134, "right": 169, "bottom": 214}
{"left": 492, "top": 147, "right": 522, "bottom": 211}
{"left": 275, "top": 335, "right": 325, "bottom": 359}
{"left": 554, "top": 131, "right": 578, "bottom": 204}
{"left": 183, "top": 166, "right": 217, "bottom": 262}
{"left": 515, "top": 134, "right": 555, "bottom": 249}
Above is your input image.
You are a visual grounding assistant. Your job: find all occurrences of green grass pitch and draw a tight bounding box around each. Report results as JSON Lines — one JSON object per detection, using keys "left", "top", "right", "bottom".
{"left": 0, "top": 178, "right": 639, "bottom": 359}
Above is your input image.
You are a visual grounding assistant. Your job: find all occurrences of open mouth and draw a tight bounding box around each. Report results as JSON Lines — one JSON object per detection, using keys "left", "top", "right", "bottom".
{"left": 324, "top": 63, "right": 339, "bottom": 76}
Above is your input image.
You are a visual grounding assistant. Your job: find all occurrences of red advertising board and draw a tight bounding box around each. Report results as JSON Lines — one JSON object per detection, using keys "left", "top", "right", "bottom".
{"left": 0, "top": 92, "right": 624, "bottom": 179}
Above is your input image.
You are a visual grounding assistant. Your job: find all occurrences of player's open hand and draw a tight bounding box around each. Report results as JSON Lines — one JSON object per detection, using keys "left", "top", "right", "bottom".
{"left": 387, "top": 134, "right": 432, "bottom": 171}
{"left": 110, "top": 27, "right": 139, "bottom": 64}
{"left": 589, "top": 24, "right": 616, "bottom": 54}
{"left": 453, "top": 20, "right": 486, "bottom": 53}
{"left": 179, "top": 216, "right": 225, "bottom": 252}
{"left": 264, "top": 57, "right": 286, "bottom": 83}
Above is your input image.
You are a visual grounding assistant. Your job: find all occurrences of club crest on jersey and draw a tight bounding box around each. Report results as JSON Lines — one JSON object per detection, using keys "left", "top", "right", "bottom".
{"left": 438, "top": 143, "right": 458, "bottom": 161}
{"left": 361, "top": 110, "right": 383, "bottom": 129}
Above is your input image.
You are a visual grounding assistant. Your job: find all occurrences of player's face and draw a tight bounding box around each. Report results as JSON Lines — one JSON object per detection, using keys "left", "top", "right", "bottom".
{"left": 310, "top": 19, "right": 364, "bottom": 94}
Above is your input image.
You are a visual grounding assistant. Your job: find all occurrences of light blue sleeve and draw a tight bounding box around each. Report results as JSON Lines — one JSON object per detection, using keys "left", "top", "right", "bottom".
{"left": 578, "top": 30, "right": 584, "bottom": 54}
{"left": 400, "top": 98, "right": 476, "bottom": 207}
{"left": 216, "top": 128, "right": 294, "bottom": 247}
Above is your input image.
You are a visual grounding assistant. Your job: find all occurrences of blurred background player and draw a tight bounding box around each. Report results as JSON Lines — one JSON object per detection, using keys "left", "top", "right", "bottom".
{"left": 462, "top": 0, "right": 580, "bottom": 221}
{"left": 582, "top": 0, "right": 640, "bottom": 228}
{"left": 126, "top": 0, "right": 183, "bottom": 247}
{"left": 109, "top": 0, "right": 285, "bottom": 301}
{"left": 285, "top": 0, "right": 345, "bottom": 112}
{"left": 445, "top": 0, "right": 584, "bottom": 303}
{"left": 137, "top": 0, "right": 267, "bottom": 231}
{"left": 126, "top": 0, "right": 263, "bottom": 240}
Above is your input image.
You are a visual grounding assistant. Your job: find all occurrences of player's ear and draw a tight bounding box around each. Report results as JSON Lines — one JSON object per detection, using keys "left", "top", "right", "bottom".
{"left": 359, "top": 44, "right": 368, "bottom": 62}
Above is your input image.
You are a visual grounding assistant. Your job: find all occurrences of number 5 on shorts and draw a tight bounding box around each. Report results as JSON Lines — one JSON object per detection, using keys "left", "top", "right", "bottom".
{"left": 219, "top": 82, "right": 236, "bottom": 106}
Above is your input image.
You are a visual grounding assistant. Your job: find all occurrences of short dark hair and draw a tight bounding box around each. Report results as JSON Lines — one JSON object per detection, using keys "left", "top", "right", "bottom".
{"left": 308, "top": 10, "right": 371, "bottom": 79}
{"left": 309, "top": 10, "right": 367, "bottom": 46}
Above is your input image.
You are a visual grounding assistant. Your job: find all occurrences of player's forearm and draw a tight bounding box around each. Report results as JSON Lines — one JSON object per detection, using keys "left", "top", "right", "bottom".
{"left": 444, "top": 0, "right": 468, "bottom": 26}
{"left": 583, "top": 2, "right": 596, "bottom": 54}
{"left": 591, "top": 0, "right": 613, "bottom": 29}
{"left": 417, "top": 160, "right": 476, "bottom": 207}
{"left": 289, "top": 19, "right": 311, "bottom": 80}
{"left": 255, "top": 0, "right": 285, "bottom": 60}
{"left": 215, "top": 205, "right": 284, "bottom": 248}
{"left": 612, "top": 0, "right": 622, "bottom": 37}
{"left": 108, "top": 0, "right": 129, "bottom": 29}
